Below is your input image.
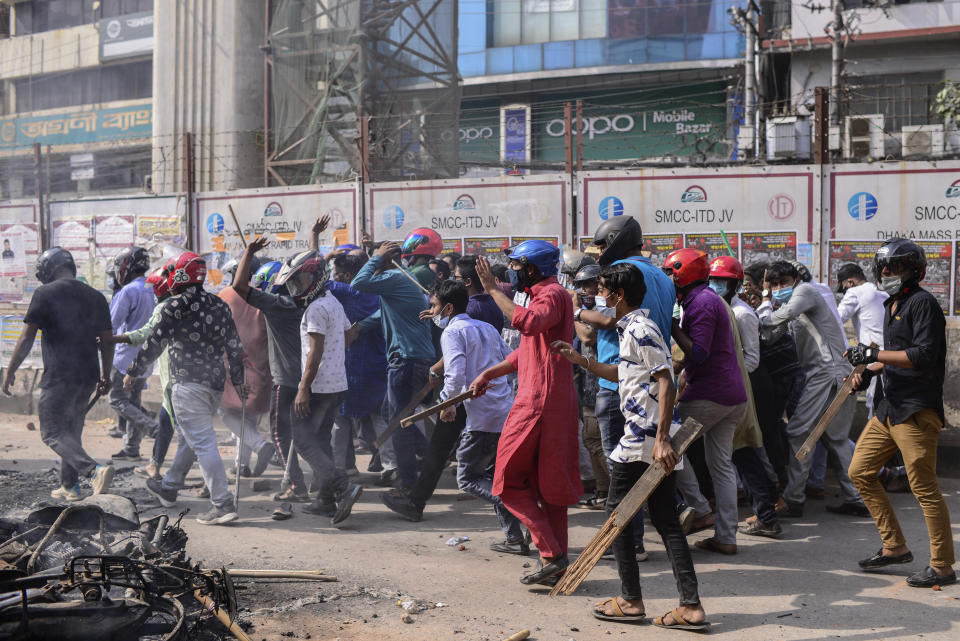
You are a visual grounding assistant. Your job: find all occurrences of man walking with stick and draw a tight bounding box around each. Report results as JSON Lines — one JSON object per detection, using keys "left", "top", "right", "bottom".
{"left": 135, "top": 253, "right": 247, "bottom": 525}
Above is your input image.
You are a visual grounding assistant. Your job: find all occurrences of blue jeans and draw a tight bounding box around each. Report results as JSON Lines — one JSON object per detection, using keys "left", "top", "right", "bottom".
{"left": 456, "top": 430, "right": 523, "bottom": 542}
{"left": 595, "top": 388, "right": 644, "bottom": 544}
{"left": 382, "top": 355, "right": 431, "bottom": 488}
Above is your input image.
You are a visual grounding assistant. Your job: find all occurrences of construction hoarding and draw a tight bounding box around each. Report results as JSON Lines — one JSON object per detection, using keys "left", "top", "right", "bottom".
{"left": 194, "top": 183, "right": 360, "bottom": 289}
{"left": 365, "top": 175, "right": 573, "bottom": 259}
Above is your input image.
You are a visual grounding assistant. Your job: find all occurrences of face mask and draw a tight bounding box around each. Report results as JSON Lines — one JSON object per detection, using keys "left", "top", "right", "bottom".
{"left": 507, "top": 268, "right": 530, "bottom": 293}
{"left": 594, "top": 295, "right": 606, "bottom": 307}
{"left": 605, "top": 294, "right": 622, "bottom": 311}
{"left": 708, "top": 279, "right": 730, "bottom": 298}
{"left": 432, "top": 304, "right": 452, "bottom": 329}
{"left": 107, "top": 276, "right": 118, "bottom": 292}
{"left": 881, "top": 276, "right": 903, "bottom": 296}
{"left": 580, "top": 294, "right": 596, "bottom": 309}
{"left": 772, "top": 286, "right": 793, "bottom": 304}
{"left": 401, "top": 257, "right": 411, "bottom": 269}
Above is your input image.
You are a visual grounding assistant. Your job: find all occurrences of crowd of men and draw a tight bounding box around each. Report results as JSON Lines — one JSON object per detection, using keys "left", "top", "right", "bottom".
{"left": 2, "top": 213, "right": 952, "bottom": 630}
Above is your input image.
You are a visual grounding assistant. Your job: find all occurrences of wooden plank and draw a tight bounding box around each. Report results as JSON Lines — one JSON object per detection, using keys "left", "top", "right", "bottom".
{"left": 551, "top": 417, "right": 704, "bottom": 597}
{"left": 795, "top": 344, "right": 876, "bottom": 462}
{"left": 400, "top": 389, "right": 474, "bottom": 427}
{"left": 373, "top": 381, "right": 435, "bottom": 450}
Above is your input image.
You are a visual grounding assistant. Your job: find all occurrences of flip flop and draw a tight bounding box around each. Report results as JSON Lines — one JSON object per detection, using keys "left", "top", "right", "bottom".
{"left": 592, "top": 597, "right": 645, "bottom": 623}
{"left": 653, "top": 608, "right": 710, "bottom": 632}
{"left": 271, "top": 503, "right": 293, "bottom": 521}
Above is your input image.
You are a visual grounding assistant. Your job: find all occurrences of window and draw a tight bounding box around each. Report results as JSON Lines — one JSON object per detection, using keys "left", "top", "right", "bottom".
{"left": 14, "top": 0, "right": 153, "bottom": 35}
{"left": 491, "top": 0, "right": 607, "bottom": 47}
{"left": 15, "top": 61, "right": 153, "bottom": 113}
{"left": 846, "top": 72, "right": 943, "bottom": 155}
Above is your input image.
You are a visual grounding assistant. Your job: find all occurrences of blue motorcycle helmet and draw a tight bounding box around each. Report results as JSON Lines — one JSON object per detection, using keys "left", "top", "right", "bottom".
{"left": 252, "top": 260, "right": 283, "bottom": 293}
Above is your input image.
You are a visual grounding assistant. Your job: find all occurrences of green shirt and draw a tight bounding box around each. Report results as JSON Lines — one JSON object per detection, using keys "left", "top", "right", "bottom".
{"left": 126, "top": 302, "right": 173, "bottom": 417}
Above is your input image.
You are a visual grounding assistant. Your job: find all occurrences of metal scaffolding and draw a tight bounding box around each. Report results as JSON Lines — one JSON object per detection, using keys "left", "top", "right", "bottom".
{"left": 264, "top": 0, "right": 460, "bottom": 186}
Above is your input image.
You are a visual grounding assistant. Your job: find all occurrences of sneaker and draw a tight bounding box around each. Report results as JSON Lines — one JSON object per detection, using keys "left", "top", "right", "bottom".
{"left": 381, "top": 490, "right": 422, "bottom": 522}
{"left": 91, "top": 464, "right": 115, "bottom": 495}
{"left": 332, "top": 483, "right": 363, "bottom": 525}
{"left": 274, "top": 488, "right": 311, "bottom": 503}
{"left": 252, "top": 442, "right": 277, "bottom": 478}
{"left": 111, "top": 450, "right": 142, "bottom": 461}
{"left": 50, "top": 485, "right": 82, "bottom": 502}
{"left": 303, "top": 499, "right": 337, "bottom": 517}
{"left": 739, "top": 519, "right": 783, "bottom": 539}
{"left": 146, "top": 477, "right": 178, "bottom": 507}
{"left": 196, "top": 504, "right": 239, "bottom": 526}
{"left": 826, "top": 501, "right": 871, "bottom": 517}
{"left": 490, "top": 540, "right": 530, "bottom": 556}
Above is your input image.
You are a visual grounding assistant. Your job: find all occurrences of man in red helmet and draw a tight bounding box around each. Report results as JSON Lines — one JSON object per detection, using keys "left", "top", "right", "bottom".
{"left": 129, "top": 253, "right": 247, "bottom": 526}
{"left": 400, "top": 228, "right": 443, "bottom": 291}
{"left": 663, "top": 248, "right": 746, "bottom": 555}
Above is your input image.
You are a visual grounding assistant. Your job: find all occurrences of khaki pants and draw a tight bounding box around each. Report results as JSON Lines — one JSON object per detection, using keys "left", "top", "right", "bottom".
{"left": 581, "top": 406, "right": 609, "bottom": 494}
{"left": 849, "top": 410, "right": 955, "bottom": 568}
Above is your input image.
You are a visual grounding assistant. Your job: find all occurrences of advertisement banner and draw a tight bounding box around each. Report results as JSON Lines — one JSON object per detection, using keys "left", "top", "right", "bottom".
{"left": 510, "top": 236, "right": 559, "bottom": 247}
{"left": 94, "top": 215, "right": 136, "bottom": 257}
{"left": 685, "top": 232, "right": 739, "bottom": 262}
{"left": 441, "top": 239, "right": 464, "bottom": 254}
{"left": 916, "top": 241, "right": 952, "bottom": 312}
{"left": 0, "top": 200, "right": 38, "bottom": 224}
{"left": 0, "top": 231, "right": 27, "bottom": 279}
{"left": 366, "top": 175, "right": 572, "bottom": 246}
{"left": 137, "top": 215, "right": 182, "bottom": 241}
{"left": 642, "top": 233, "right": 684, "bottom": 266}
{"left": 741, "top": 231, "right": 798, "bottom": 266}
{"left": 828, "top": 161, "right": 960, "bottom": 241}
{"left": 195, "top": 184, "right": 360, "bottom": 286}
{"left": 52, "top": 219, "right": 92, "bottom": 257}
{"left": 579, "top": 168, "right": 817, "bottom": 256}
{"left": 463, "top": 237, "right": 510, "bottom": 263}
{"left": 828, "top": 239, "right": 884, "bottom": 299}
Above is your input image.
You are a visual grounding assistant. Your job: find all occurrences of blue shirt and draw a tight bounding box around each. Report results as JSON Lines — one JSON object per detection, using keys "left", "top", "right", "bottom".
{"left": 327, "top": 280, "right": 388, "bottom": 417}
{"left": 352, "top": 256, "right": 435, "bottom": 360}
{"left": 440, "top": 313, "right": 513, "bottom": 432}
{"left": 466, "top": 293, "right": 505, "bottom": 333}
{"left": 597, "top": 256, "right": 676, "bottom": 391}
{"left": 110, "top": 276, "right": 156, "bottom": 376}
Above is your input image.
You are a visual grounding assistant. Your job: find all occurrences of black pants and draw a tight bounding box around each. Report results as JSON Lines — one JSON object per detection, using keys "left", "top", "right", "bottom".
{"left": 760, "top": 370, "right": 804, "bottom": 482}
{"left": 271, "top": 384, "right": 306, "bottom": 493}
{"left": 292, "top": 391, "right": 348, "bottom": 502}
{"left": 732, "top": 446, "right": 779, "bottom": 524}
{"left": 39, "top": 381, "right": 99, "bottom": 488}
{"left": 408, "top": 405, "right": 467, "bottom": 509}
{"left": 151, "top": 406, "right": 175, "bottom": 466}
{"left": 607, "top": 459, "right": 700, "bottom": 605}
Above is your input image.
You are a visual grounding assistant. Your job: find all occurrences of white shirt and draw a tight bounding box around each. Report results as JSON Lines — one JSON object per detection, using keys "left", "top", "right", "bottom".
{"left": 837, "top": 281, "right": 888, "bottom": 348}
{"left": 731, "top": 297, "right": 760, "bottom": 373}
{"left": 812, "top": 281, "right": 844, "bottom": 333}
{"left": 611, "top": 309, "right": 682, "bottom": 464}
{"left": 440, "top": 314, "right": 513, "bottom": 432}
{"left": 300, "top": 293, "right": 351, "bottom": 394}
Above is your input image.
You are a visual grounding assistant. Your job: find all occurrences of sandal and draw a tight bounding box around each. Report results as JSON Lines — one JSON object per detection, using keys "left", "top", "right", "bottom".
{"left": 694, "top": 537, "right": 737, "bottom": 555}
{"left": 653, "top": 608, "right": 710, "bottom": 632}
{"left": 592, "top": 597, "right": 645, "bottom": 622}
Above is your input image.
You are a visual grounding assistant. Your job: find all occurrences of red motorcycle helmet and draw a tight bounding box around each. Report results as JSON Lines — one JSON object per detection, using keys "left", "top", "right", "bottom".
{"left": 145, "top": 261, "right": 174, "bottom": 300}
{"left": 167, "top": 252, "right": 207, "bottom": 291}
{"left": 708, "top": 255, "right": 744, "bottom": 281}
{"left": 401, "top": 228, "right": 442, "bottom": 258}
{"left": 662, "top": 248, "right": 709, "bottom": 288}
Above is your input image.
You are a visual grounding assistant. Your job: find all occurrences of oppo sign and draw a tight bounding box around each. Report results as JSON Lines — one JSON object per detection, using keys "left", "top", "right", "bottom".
{"left": 546, "top": 114, "right": 636, "bottom": 140}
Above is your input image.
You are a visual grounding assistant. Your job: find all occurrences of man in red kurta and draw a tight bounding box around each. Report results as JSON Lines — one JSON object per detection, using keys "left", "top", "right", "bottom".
{"left": 472, "top": 240, "right": 580, "bottom": 585}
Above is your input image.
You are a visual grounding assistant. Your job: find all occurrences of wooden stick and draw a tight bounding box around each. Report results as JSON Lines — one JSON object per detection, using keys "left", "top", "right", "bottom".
{"left": 550, "top": 417, "right": 704, "bottom": 597}
{"left": 400, "top": 389, "right": 473, "bottom": 427}
{"left": 391, "top": 259, "right": 430, "bottom": 294}
{"left": 795, "top": 343, "right": 877, "bottom": 462}
{"left": 223, "top": 569, "right": 338, "bottom": 581}
{"left": 373, "top": 381, "right": 435, "bottom": 449}
{"left": 194, "top": 590, "right": 252, "bottom": 641}
{"left": 227, "top": 204, "right": 248, "bottom": 249}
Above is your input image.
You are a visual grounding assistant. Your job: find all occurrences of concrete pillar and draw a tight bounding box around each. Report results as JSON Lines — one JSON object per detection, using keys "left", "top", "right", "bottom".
{"left": 152, "top": 1, "right": 265, "bottom": 193}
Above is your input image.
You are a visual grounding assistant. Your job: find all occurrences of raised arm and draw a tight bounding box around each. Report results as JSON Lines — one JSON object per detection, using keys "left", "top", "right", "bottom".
{"left": 309, "top": 215, "right": 330, "bottom": 252}
{"left": 475, "top": 256, "right": 518, "bottom": 321}
{"left": 233, "top": 236, "right": 269, "bottom": 299}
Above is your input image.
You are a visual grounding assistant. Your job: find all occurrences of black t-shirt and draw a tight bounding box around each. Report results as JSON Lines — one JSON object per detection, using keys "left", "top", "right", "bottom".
{"left": 24, "top": 278, "right": 112, "bottom": 388}
{"left": 876, "top": 286, "right": 946, "bottom": 425}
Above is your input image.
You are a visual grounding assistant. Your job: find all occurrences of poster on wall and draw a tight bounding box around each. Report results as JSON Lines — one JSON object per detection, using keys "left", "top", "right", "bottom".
{"left": 0, "top": 231, "right": 27, "bottom": 278}
{"left": 137, "top": 215, "right": 182, "bottom": 241}
{"left": 367, "top": 175, "right": 572, "bottom": 247}
{"left": 52, "top": 219, "right": 92, "bottom": 262}
{"left": 0, "top": 201, "right": 38, "bottom": 225}
{"left": 684, "top": 232, "right": 739, "bottom": 262}
{"left": 741, "top": 231, "right": 798, "bottom": 267}
{"left": 642, "top": 234, "right": 684, "bottom": 266}
{"left": 915, "top": 241, "right": 952, "bottom": 312}
{"left": 94, "top": 215, "right": 135, "bottom": 257}
{"left": 579, "top": 168, "right": 817, "bottom": 246}
{"left": 463, "top": 237, "right": 510, "bottom": 264}
{"left": 510, "top": 236, "right": 558, "bottom": 247}
{"left": 828, "top": 241, "right": 884, "bottom": 295}
{"left": 442, "top": 239, "right": 463, "bottom": 254}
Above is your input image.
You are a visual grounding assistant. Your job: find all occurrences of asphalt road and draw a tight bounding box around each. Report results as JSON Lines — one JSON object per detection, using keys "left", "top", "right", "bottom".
{"left": 1, "top": 410, "right": 959, "bottom": 640}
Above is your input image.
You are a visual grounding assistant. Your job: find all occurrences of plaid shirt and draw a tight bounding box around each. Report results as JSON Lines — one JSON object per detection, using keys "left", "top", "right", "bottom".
{"left": 128, "top": 286, "right": 245, "bottom": 391}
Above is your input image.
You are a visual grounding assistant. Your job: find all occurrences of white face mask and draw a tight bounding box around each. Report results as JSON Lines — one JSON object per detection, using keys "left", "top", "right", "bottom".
{"left": 432, "top": 304, "right": 452, "bottom": 329}
{"left": 594, "top": 295, "right": 607, "bottom": 307}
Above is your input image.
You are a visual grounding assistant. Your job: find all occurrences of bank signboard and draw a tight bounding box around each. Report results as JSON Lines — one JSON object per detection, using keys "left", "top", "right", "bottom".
{"left": 100, "top": 12, "right": 154, "bottom": 61}
{"left": 0, "top": 103, "right": 152, "bottom": 150}
{"left": 366, "top": 174, "right": 572, "bottom": 248}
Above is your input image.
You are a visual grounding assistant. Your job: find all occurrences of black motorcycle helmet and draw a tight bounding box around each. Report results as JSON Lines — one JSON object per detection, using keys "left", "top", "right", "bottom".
{"left": 873, "top": 238, "right": 926, "bottom": 287}
{"left": 113, "top": 246, "right": 151, "bottom": 287}
{"left": 593, "top": 215, "right": 643, "bottom": 266}
{"left": 36, "top": 247, "right": 76, "bottom": 284}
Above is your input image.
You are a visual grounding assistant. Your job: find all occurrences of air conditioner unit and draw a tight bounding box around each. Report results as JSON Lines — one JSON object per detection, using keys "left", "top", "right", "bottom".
{"left": 947, "top": 121, "right": 960, "bottom": 154}
{"left": 843, "top": 114, "right": 884, "bottom": 159}
{"left": 765, "top": 116, "right": 811, "bottom": 160}
{"left": 901, "top": 125, "right": 944, "bottom": 157}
